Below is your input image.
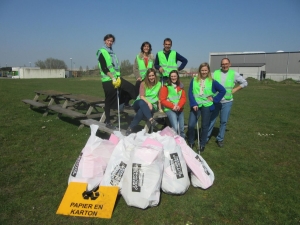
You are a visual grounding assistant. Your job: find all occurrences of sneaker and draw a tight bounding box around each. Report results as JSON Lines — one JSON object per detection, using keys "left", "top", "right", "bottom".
{"left": 106, "top": 122, "right": 116, "bottom": 130}
{"left": 150, "top": 119, "right": 158, "bottom": 128}
{"left": 188, "top": 143, "right": 194, "bottom": 149}
{"left": 125, "top": 127, "right": 132, "bottom": 136}
{"left": 216, "top": 140, "right": 224, "bottom": 148}
{"left": 199, "top": 146, "right": 205, "bottom": 154}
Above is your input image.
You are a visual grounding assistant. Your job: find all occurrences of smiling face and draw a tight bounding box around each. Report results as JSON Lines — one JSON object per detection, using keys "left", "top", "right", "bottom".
{"left": 163, "top": 41, "right": 172, "bottom": 52}
{"left": 170, "top": 72, "right": 178, "bottom": 83}
{"left": 105, "top": 37, "right": 114, "bottom": 48}
{"left": 200, "top": 66, "right": 209, "bottom": 79}
{"left": 143, "top": 44, "right": 150, "bottom": 54}
{"left": 221, "top": 58, "right": 231, "bottom": 72}
{"left": 148, "top": 72, "right": 156, "bottom": 83}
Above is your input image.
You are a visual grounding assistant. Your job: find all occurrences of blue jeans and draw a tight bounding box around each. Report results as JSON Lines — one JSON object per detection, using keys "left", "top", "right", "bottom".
{"left": 207, "top": 101, "right": 233, "bottom": 142}
{"left": 187, "top": 106, "right": 211, "bottom": 147}
{"left": 165, "top": 110, "right": 185, "bottom": 138}
{"left": 129, "top": 100, "right": 155, "bottom": 129}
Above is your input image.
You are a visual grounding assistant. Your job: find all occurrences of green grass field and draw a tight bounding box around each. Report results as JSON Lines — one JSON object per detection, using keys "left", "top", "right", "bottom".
{"left": 0, "top": 77, "right": 299, "bottom": 225}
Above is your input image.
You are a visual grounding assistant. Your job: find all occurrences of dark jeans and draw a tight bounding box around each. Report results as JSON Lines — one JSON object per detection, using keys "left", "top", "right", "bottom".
{"left": 187, "top": 106, "right": 212, "bottom": 147}
{"left": 102, "top": 77, "right": 137, "bottom": 123}
{"left": 129, "top": 99, "right": 155, "bottom": 129}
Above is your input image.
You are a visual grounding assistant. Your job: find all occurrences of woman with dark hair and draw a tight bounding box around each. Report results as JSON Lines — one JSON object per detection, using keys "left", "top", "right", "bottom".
{"left": 187, "top": 62, "right": 225, "bottom": 153}
{"left": 126, "top": 68, "right": 161, "bottom": 135}
{"left": 159, "top": 70, "right": 186, "bottom": 137}
{"left": 96, "top": 34, "right": 136, "bottom": 129}
{"left": 133, "top": 41, "right": 155, "bottom": 95}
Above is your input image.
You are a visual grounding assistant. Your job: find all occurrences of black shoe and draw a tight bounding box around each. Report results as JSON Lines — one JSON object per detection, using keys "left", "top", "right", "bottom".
{"left": 125, "top": 127, "right": 132, "bottom": 136}
{"left": 106, "top": 122, "right": 116, "bottom": 130}
{"left": 188, "top": 143, "right": 194, "bottom": 149}
{"left": 150, "top": 119, "right": 158, "bottom": 127}
{"left": 216, "top": 140, "right": 224, "bottom": 148}
{"left": 199, "top": 146, "right": 205, "bottom": 154}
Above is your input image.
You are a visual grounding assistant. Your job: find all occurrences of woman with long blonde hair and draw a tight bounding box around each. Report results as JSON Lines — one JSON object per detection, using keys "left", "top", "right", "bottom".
{"left": 126, "top": 68, "right": 161, "bottom": 135}
{"left": 187, "top": 62, "right": 226, "bottom": 153}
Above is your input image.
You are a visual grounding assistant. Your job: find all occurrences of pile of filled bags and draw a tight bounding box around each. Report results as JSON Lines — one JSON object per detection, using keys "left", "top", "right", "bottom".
{"left": 68, "top": 124, "right": 214, "bottom": 209}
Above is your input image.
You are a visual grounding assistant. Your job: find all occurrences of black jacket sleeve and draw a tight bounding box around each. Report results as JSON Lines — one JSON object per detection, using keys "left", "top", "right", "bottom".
{"left": 98, "top": 53, "right": 110, "bottom": 74}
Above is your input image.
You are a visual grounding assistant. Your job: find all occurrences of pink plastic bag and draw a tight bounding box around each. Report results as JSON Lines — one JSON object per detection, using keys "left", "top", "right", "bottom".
{"left": 175, "top": 136, "right": 214, "bottom": 189}
{"left": 68, "top": 124, "right": 117, "bottom": 191}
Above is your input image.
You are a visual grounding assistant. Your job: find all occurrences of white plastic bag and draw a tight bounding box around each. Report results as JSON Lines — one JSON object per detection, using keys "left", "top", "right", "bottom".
{"left": 190, "top": 154, "right": 214, "bottom": 188}
{"left": 121, "top": 138, "right": 164, "bottom": 209}
{"left": 68, "top": 124, "right": 116, "bottom": 191}
{"left": 175, "top": 136, "right": 214, "bottom": 189}
{"left": 100, "top": 134, "right": 136, "bottom": 190}
{"left": 157, "top": 134, "right": 190, "bottom": 195}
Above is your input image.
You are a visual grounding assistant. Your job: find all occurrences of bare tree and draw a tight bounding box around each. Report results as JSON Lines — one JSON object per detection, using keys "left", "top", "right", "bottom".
{"left": 120, "top": 60, "right": 133, "bottom": 76}
{"left": 35, "top": 58, "right": 67, "bottom": 69}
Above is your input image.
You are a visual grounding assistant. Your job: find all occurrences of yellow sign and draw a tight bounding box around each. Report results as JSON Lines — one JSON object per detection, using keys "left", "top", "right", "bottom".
{"left": 56, "top": 182, "right": 119, "bottom": 219}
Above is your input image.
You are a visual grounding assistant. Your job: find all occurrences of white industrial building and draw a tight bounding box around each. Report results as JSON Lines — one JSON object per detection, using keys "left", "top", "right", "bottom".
{"left": 0, "top": 67, "right": 65, "bottom": 79}
{"left": 209, "top": 51, "right": 300, "bottom": 81}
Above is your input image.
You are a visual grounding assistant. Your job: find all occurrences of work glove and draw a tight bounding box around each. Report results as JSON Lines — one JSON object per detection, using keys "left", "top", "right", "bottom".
{"left": 112, "top": 77, "right": 121, "bottom": 88}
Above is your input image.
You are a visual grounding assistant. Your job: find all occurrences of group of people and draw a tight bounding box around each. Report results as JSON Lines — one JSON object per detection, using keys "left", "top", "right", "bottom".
{"left": 97, "top": 34, "right": 248, "bottom": 153}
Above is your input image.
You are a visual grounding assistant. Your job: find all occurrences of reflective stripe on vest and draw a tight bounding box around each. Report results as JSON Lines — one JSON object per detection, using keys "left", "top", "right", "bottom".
{"left": 96, "top": 48, "right": 120, "bottom": 82}
{"left": 164, "top": 85, "right": 182, "bottom": 112}
{"left": 192, "top": 77, "right": 213, "bottom": 107}
{"left": 136, "top": 55, "right": 154, "bottom": 80}
{"left": 213, "top": 69, "right": 235, "bottom": 100}
{"left": 157, "top": 50, "right": 177, "bottom": 77}
{"left": 135, "top": 81, "right": 161, "bottom": 110}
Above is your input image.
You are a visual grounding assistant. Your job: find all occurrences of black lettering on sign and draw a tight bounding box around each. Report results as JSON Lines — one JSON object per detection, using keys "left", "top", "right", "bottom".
{"left": 70, "top": 209, "right": 98, "bottom": 216}
{"left": 170, "top": 153, "right": 184, "bottom": 179}
{"left": 70, "top": 202, "right": 93, "bottom": 209}
{"left": 195, "top": 155, "right": 210, "bottom": 176}
{"left": 71, "top": 152, "right": 83, "bottom": 177}
{"left": 132, "top": 163, "right": 143, "bottom": 192}
{"left": 110, "top": 161, "right": 127, "bottom": 186}
{"left": 94, "top": 204, "right": 103, "bottom": 210}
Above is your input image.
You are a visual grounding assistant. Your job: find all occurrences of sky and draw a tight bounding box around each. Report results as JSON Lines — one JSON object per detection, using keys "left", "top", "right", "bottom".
{"left": 0, "top": 0, "right": 299, "bottom": 70}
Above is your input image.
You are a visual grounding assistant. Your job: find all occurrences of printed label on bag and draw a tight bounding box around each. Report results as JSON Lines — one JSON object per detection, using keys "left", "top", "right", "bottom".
{"left": 195, "top": 155, "right": 210, "bottom": 176}
{"left": 110, "top": 161, "right": 127, "bottom": 186}
{"left": 132, "top": 163, "right": 144, "bottom": 192}
{"left": 170, "top": 153, "right": 184, "bottom": 179}
{"left": 71, "top": 152, "right": 83, "bottom": 177}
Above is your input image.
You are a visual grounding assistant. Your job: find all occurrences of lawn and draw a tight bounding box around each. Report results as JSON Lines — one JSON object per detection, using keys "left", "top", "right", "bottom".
{"left": 0, "top": 77, "right": 299, "bottom": 225}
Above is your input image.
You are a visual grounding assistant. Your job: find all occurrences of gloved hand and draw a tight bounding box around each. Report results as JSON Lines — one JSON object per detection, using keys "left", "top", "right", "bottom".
{"left": 112, "top": 77, "right": 121, "bottom": 88}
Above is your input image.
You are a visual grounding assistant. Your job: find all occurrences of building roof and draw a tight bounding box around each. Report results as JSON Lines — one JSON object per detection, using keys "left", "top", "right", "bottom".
{"left": 231, "top": 63, "right": 265, "bottom": 67}
{"left": 210, "top": 51, "right": 300, "bottom": 55}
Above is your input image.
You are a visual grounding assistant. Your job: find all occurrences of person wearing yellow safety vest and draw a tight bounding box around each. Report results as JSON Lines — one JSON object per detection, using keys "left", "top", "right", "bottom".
{"left": 133, "top": 41, "right": 155, "bottom": 96}
{"left": 126, "top": 68, "right": 161, "bottom": 136}
{"left": 97, "top": 34, "right": 137, "bottom": 130}
{"left": 159, "top": 70, "right": 186, "bottom": 138}
{"left": 188, "top": 63, "right": 226, "bottom": 154}
{"left": 206, "top": 58, "right": 248, "bottom": 148}
{"left": 154, "top": 38, "right": 188, "bottom": 85}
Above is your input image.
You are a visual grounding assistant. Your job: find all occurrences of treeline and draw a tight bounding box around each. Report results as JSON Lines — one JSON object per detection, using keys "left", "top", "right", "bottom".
{"left": 35, "top": 58, "right": 134, "bottom": 76}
